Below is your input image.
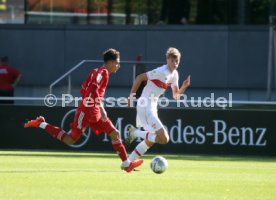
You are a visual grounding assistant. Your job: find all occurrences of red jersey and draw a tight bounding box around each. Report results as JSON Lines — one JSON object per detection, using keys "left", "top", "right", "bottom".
{"left": 0, "top": 64, "right": 21, "bottom": 90}
{"left": 80, "top": 66, "right": 109, "bottom": 122}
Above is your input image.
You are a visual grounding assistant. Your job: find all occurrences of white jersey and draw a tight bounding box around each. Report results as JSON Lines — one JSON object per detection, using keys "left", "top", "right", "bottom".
{"left": 138, "top": 64, "right": 179, "bottom": 107}
{"left": 136, "top": 64, "right": 179, "bottom": 132}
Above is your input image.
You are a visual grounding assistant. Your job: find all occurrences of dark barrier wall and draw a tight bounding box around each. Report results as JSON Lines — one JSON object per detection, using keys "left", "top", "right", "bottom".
{"left": 0, "top": 25, "right": 268, "bottom": 88}
{"left": 0, "top": 105, "right": 275, "bottom": 156}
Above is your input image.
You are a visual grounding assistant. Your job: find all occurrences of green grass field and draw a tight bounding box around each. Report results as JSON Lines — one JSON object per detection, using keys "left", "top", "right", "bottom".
{"left": 0, "top": 151, "right": 275, "bottom": 200}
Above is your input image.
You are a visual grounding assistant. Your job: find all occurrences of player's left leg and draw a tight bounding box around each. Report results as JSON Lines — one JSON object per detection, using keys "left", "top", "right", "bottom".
{"left": 108, "top": 130, "right": 143, "bottom": 172}
{"left": 90, "top": 118, "right": 129, "bottom": 163}
{"left": 128, "top": 113, "right": 169, "bottom": 162}
{"left": 108, "top": 130, "right": 129, "bottom": 163}
{"left": 125, "top": 125, "right": 156, "bottom": 145}
{"left": 154, "top": 127, "right": 170, "bottom": 144}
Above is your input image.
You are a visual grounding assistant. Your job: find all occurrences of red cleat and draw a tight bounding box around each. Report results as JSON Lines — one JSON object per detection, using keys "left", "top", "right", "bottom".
{"left": 124, "top": 159, "right": 144, "bottom": 173}
{"left": 24, "top": 116, "right": 45, "bottom": 128}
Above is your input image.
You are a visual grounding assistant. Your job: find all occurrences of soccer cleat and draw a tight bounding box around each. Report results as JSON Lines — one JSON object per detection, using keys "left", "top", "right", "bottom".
{"left": 24, "top": 116, "right": 45, "bottom": 128}
{"left": 124, "top": 159, "right": 144, "bottom": 173}
{"left": 124, "top": 125, "right": 137, "bottom": 146}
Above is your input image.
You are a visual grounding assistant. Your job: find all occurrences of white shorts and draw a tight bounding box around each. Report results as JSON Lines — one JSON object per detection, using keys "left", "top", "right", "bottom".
{"left": 136, "top": 105, "right": 163, "bottom": 133}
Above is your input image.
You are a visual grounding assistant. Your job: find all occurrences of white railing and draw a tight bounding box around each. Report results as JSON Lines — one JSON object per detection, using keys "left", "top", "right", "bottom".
{"left": 49, "top": 59, "right": 163, "bottom": 95}
{"left": 1, "top": 96, "right": 276, "bottom": 107}
{"left": 267, "top": 16, "right": 276, "bottom": 100}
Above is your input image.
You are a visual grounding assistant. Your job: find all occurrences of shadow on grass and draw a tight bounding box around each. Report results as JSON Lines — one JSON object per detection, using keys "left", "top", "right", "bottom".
{"left": 0, "top": 150, "right": 275, "bottom": 162}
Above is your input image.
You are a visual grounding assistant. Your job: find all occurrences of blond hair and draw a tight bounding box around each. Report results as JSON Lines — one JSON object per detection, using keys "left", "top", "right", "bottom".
{"left": 166, "top": 47, "right": 181, "bottom": 59}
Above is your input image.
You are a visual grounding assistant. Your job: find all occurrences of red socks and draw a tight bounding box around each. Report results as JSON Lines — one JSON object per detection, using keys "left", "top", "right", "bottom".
{"left": 112, "top": 139, "right": 128, "bottom": 161}
{"left": 41, "top": 123, "right": 66, "bottom": 141}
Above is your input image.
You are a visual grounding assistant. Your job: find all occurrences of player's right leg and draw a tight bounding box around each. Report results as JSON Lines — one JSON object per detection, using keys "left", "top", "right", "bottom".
{"left": 24, "top": 116, "right": 45, "bottom": 128}
{"left": 24, "top": 116, "right": 76, "bottom": 144}
{"left": 24, "top": 108, "right": 87, "bottom": 145}
{"left": 127, "top": 106, "right": 163, "bottom": 144}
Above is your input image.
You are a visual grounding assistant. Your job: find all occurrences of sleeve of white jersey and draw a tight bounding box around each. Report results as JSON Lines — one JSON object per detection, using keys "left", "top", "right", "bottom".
{"left": 146, "top": 67, "right": 163, "bottom": 80}
{"left": 171, "top": 71, "right": 179, "bottom": 88}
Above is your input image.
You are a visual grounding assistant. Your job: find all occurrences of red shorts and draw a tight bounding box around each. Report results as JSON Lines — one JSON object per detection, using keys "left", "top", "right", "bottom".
{"left": 69, "top": 107, "right": 116, "bottom": 141}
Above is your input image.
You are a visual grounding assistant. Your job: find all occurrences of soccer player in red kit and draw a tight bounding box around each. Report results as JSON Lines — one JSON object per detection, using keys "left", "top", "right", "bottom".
{"left": 24, "top": 48, "right": 143, "bottom": 173}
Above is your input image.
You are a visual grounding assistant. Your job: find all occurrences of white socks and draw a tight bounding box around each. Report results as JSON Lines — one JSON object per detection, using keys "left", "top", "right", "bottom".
{"left": 134, "top": 129, "right": 156, "bottom": 143}
{"left": 128, "top": 141, "right": 149, "bottom": 162}
{"left": 122, "top": 160, "right": 131, "bottom": 168}
{"left": 39, "top": 122, "right": 47, "bottom": 129}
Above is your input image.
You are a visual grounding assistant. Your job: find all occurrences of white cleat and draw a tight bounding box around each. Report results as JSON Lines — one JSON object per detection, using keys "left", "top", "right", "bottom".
{"left": 125, "top": 125, "right": 137, "bottom": 146}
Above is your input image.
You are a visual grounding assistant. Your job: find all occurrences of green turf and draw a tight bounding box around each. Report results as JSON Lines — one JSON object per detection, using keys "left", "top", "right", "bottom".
{"left": 0, "top": 151, "right": 275, "bottom": 200}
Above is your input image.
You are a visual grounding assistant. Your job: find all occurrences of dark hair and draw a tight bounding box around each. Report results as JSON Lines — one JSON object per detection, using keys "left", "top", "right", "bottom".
{"left": 0, "top": 56, "right": 8, "bottom": 63}
{"left": 103, "top": 48, "right": 120, "bottom": 63}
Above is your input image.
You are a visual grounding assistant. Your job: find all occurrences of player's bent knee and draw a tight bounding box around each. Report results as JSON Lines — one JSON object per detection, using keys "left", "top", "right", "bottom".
{"left": 160, "top": 135, "right": 170, "bottom": 144}
{"left": 63, "top": 136, "right": 77, "bottom": 145}
{"left": 108, "top": 130, "right": 120, "bottom": 141}
{"left": 155, "top": 128, "right": 169, "bottom": 144}
{"left": 68, "top": 138, "right": 77, "bottom": 145}
{"left": 156, "top": 134, "right": 170, "bottom": 144}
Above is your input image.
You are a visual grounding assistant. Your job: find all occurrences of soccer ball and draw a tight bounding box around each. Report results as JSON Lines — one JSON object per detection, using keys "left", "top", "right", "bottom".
{"left": 150, "top": 156, "right": 168, "bottom": 174}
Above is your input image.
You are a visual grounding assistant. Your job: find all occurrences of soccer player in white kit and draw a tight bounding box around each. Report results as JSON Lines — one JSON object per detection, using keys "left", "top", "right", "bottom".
{"left": 126, "top": 47, "right": 191, "bottom": 162}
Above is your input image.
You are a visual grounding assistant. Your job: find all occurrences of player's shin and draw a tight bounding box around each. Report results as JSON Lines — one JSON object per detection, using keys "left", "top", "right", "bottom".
{"left": 40, "top": 122, "right": 66, "bottom": 141}
{"left": 128, "top": 140, "right": 150, "bottom": 162}
{"left": 111, "top": 139, "right": 128, "bottom": 162}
